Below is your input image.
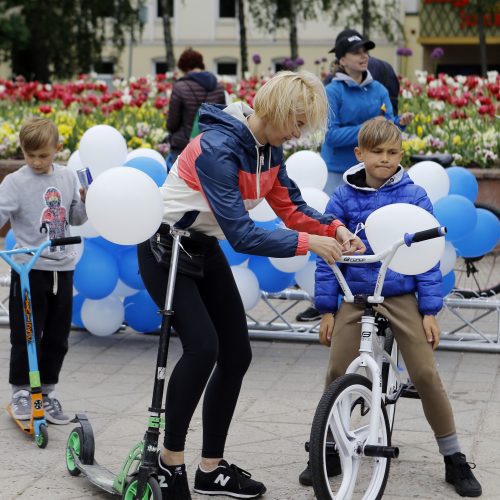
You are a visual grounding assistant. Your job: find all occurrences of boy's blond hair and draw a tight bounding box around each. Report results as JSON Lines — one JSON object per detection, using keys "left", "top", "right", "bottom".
{"left": 19, "top": 117, "right": 59, "bottom": 152}
{"left": 253, "top": 70, "right": 328, "bottom": 135}
{"left": 358, "top": 117, "right": 402, "bottom": 151}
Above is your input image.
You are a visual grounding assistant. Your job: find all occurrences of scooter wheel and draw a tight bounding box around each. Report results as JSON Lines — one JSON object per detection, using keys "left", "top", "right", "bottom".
{"left": 122, "top": 475, "right": 162, "bottom": 499}
{"left": 36, "top": 424, "right": 48, "bottom": 449}
{"left": 66, "top": 427, "right": 84, "bottom": 476}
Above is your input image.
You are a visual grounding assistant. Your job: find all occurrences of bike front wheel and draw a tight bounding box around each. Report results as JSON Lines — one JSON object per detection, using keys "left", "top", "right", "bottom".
{"left": 310, "top": 373, "right": 391, "bottom": 500}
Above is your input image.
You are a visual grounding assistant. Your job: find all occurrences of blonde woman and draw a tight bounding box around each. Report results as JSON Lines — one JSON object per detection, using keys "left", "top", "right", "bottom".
{"left": 137, "top": 70, "right": 366, "bottom": 499}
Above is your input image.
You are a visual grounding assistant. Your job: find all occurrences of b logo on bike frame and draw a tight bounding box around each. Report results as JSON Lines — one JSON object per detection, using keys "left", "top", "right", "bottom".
{"left": 24, "top": 290, "right": 33, "bottom": 343}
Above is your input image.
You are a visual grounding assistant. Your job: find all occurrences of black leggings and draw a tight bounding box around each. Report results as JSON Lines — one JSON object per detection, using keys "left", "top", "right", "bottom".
{"left": 137, "top": 239, "right": 252, "bottom": 458}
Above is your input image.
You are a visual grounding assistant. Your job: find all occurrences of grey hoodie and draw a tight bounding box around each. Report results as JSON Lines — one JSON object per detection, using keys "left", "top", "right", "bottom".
{"left": 0, "top": 163, "right": 87, "bottom": 270}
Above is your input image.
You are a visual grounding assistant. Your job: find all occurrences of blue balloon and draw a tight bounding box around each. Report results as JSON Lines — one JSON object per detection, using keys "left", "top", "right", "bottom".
{"left": 118, "top": 246, "right": 145, "bottom": 289}
{"left": 124, "top": 290, "right": 161, "bottom": 332}
{"left": 219, "top": 240, "right": 248, "bottom": 266}
{"left": 90, "top": 236, "right": 132, "bottom": 255}
{"left": 4, "top": 229, "right": 16, "bottom": 250}
{"left": 433, "top": 195, "right": 477, "bottom": 242}
{"left": 442, "top": 271, "right": 455, "bottom": 296}
{"left": 124, "top": 157, "right": 167, "bottom": 187}
{"left": 447, "top": 167, "right": 478, "bottom": 203}
{"left": 248, "top": 255, "right": 295, "bottom": 292}
{"left": 72, "top": 294, "right": 85, "bottom": 328}
{"left": 452, "top": 208, "right": 500, "bottom": 258}
{"left": 74, "top": 240, "right": 119, "bottom": 299}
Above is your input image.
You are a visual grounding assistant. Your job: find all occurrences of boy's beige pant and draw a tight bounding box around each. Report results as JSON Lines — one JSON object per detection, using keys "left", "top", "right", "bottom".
{"left": 325, "top": 293, "right": 455, "bottom": 438}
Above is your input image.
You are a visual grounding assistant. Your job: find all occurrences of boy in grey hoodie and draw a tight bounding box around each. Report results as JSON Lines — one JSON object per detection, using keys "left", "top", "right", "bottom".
{"left": 1, "top": 117, "right": 87, "bottom": 424}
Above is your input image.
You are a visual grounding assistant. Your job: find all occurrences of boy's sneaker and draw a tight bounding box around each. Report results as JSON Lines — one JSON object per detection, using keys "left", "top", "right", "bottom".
{"left": 296, "top": 306, "right": 321, "bottom": 322}
{"left": 444, "top": 452, "right": 482, "bottom": 497}
{"left": 157, "top": 453, "right": 191, "bottom": 500}
{"left": 194, "top": 459, "right": 266, "bottom": 498}
{"left": 43, "top": 391, "right": 70, "bottom": 425}
{"left": 298, "top": 453, "right": 342, "bottom": 486}
{"left": 10, "top": 390, "right": 31, "bottom": 420}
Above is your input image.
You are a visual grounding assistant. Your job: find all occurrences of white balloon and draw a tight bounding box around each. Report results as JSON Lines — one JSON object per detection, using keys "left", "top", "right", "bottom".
{"left": 295, "top": 260, "right": 316, "bottom": 298}
{"left": 126, "top": 148, "right": 167, "bottom": 169}
{"left": 286, "top": 150, "right": 328, "bottom": 190}
{"left": 67, "top": 150, "right": 83, "bottom": 173}
{"left": 112, "top": 279, "right": 138, "bottom": 298}
{"left": 70, "top": 220, "right": 100, "bottom": 238}
{"left": 440, "top": 241, "right": 457, "bottom": 276}
{"left": 270, "top": 253, "right": 309, "bottom": 273}
{"left": 300, "top": 187, "right": 330, "bottom": 214}
{"left": 79, "top": 125, "right": 128, "bottom": 179}
{"left": 365, "top": 203, "right": 445, "bottom": 275}
{"left": 86, "top": 167, "right": 164, "bottom": 245}
{"left": 407, "top": 161, "right": 450, "bottom": 203}
{"left": 231, "top": 265, "right": 261, "bottom": 311}
{"left": 249, "top": 199, "right": 276, "bottom": 222}
{"left": 81, "top": 296, "right": 125, "bottom": 336}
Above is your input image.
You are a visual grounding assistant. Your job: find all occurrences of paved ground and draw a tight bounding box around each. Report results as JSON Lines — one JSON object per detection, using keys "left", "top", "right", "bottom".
{"left": 1, "top": 323, "right": 500, "bottom": 500}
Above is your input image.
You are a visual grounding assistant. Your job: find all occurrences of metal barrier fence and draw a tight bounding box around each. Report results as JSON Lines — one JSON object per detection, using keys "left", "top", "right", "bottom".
{"left": 1, "top": 273, "right": 499, "bottom": 353}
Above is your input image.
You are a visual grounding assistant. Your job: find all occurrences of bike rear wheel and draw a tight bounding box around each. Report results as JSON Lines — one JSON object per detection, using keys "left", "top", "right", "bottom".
{"left": 310, "top": 374, "right": 391, "bottom": 500}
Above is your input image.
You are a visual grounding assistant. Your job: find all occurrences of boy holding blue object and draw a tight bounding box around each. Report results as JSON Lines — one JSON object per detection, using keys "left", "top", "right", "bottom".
{"left": 0, "top": 117, "right": 87, "bottom": 424}
{"left": 299, "top": 118, "right": 482, "bottom": 497}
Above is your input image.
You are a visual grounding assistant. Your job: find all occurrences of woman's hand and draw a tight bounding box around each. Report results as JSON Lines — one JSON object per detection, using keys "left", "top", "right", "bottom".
{"left": 308, "top": 235, "right": 343, "bottom": 264}
{"left": 399, "top": 112, "right": 414, "bottom": 126}
{"left": 319, "top": 313, "right": 335, "bottom": 346}
{"left": 79, "top": 187, "right": 86, "bottom": 203}
{"left": 423, "top": 315, "right": 440, "bottom": 350}
{"left": 335, "top": 226, "right": 366, "bottom": 255}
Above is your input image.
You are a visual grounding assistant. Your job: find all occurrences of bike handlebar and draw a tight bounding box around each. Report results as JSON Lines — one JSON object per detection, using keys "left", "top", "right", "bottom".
{"left": 50, "top": 236, "right": 82, "bottom": 247}
{"left": 404, "top": 227, "right": 447, "bottom": 246}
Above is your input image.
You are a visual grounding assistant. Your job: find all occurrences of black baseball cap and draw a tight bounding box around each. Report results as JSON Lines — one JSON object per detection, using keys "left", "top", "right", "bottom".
{"left": 329, "top": 29, "right": 375, "bottom": 58}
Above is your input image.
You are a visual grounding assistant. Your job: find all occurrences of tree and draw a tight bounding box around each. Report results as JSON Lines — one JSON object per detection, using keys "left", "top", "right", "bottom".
{"left": 0, "top": 3, "right": 28, "bottom": 60}
{"left": 160, "top": 0, "right": 175, "bottom": 72}
{"left": 238, "top": 0, "right": 249, "bottom": 78}
{"left": 4, "top": 0, "right": 144, "bottom": 82}
{"left": 249, "top": 0, "right": 328, "bottom": 63}
{"left": 322, "top": 0, "right": 403, "bottom": 43}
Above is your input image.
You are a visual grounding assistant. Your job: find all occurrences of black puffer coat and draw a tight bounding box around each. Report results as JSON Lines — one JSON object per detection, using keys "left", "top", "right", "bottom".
{"left": 167, "top": 71, "right": 226, "bottom": 152}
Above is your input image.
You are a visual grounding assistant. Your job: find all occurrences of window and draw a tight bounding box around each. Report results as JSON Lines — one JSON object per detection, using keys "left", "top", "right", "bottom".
{"left": 217, "top": 61, "right": 238, "bottom": 76}
{"left": 94, "top": 61, "right": 115, "bottom": 75}
{"left": 155, "top": 61, "right": 168, "bottom": 74}
{"left": 157, "top": 0, "right": 174, "bottom": 17}
{"left": 219, "top": 0, "right": 236, "bottom": 18}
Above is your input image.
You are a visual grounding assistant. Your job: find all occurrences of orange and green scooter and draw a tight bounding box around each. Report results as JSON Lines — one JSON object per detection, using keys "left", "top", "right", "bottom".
{"left": 4, "top": 236, "right": 82, "bottom": 448}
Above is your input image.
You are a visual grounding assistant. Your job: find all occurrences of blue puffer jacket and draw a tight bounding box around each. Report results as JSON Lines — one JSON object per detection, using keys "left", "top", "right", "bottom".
{"left": 321, "top": 72, "right": 403, "bottom": 173}
{"left": 315, "top": 163, "right": 443, "bottom": 316}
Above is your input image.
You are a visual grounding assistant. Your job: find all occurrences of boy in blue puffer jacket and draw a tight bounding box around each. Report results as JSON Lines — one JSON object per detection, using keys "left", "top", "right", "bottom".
{"left": 299, "top": 118, "right": 482, "bottom": 497}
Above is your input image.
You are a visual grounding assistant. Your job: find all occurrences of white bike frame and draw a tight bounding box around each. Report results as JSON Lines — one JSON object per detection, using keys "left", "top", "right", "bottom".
{"left": 328, "top": 238, "right": 406, "bottom": 452}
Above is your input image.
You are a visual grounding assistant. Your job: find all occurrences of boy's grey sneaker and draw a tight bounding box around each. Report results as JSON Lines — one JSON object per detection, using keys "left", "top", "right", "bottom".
{"left": 445, "top": 452, "right": 482, "bottom": 497}
{"left": 43, "top": 391, "right": 70, "bottom": 424}
{"left": 194, "top": 459, "right": 266, "bottom": 498}
{"left": 10, "top": 389, "right": 31, "bottom": 420}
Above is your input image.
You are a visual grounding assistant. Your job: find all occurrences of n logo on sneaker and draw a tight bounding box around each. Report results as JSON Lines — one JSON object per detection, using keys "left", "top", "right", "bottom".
{"left": 214, "top": 473, "right": 231, "bottom": 487}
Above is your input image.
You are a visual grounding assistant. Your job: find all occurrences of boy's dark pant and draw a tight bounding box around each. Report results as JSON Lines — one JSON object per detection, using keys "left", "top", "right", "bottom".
{"left": 9, "top": 269, "right": 73, "bottom": 387}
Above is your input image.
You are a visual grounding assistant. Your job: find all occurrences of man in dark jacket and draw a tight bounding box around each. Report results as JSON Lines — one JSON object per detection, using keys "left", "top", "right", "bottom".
{"left": 166, "top": 48, "right": 226, "bottom": 170}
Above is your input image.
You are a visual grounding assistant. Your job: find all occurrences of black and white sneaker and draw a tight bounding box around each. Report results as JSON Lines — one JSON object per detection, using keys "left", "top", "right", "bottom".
{"left": 157, "top": 452, "right": 192, "bottom": 500}
{"left": 194, "top": 459, "right": 266, "bottom": 498}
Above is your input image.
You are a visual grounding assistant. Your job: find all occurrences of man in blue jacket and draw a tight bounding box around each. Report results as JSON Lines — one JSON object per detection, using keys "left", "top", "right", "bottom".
{"left": 299, "top": 118, "right": 482, "bottom": 498}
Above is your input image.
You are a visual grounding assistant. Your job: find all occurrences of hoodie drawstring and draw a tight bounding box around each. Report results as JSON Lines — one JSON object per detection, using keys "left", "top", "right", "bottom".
{"left": 53, "top": 271, "right": 58, "bottom": 295}
{"left": 255, "top": 146, "right": 272, "bottom": 200}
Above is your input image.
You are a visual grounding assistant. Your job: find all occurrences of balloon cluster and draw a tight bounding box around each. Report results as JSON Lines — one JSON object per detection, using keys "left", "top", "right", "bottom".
{"left": 407, "top": 161, "right": 500, "bottom": 295}
{"left": 65, "top": 125, "right": 167, "bottom": 335}
{"left": 227, "top": 151, "right": 327, "bottom": 310}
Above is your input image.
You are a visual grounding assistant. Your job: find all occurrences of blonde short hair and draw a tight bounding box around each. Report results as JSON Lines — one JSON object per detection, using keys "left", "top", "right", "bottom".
{"left": 253, "top": 70, "right": 328, "bottom": 135}
{"left": 19, "top": 117, "right": 59, "bottom": 151}
{"left": 358, "top": 117, "right": 402, "bottom": 151}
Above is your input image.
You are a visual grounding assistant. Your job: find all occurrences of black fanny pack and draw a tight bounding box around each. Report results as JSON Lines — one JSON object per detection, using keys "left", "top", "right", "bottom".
{"left": 149, "top": 224, "right": 216, "bottom": 279}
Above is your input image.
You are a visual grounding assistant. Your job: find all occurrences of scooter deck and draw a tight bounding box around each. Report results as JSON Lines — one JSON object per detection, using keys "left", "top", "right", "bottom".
{"left": 6, "top": 405, "right": 32, "bottom": 434}
{"left": 71, "top": 451, "right": 119, "bottom": 495}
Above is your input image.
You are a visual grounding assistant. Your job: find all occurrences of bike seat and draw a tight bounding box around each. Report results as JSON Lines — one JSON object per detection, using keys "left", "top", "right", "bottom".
{"left": 409, "top": 153, "right": 454, "bottom": 167}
